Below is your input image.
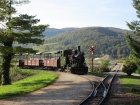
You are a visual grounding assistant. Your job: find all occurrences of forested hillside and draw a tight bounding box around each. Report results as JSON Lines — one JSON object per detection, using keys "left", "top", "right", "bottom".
{"left": 35, "top": 27, "right": 131, "bottom": 58}
{"left": 43, "top": 28, "right": 78, "bottom": 37}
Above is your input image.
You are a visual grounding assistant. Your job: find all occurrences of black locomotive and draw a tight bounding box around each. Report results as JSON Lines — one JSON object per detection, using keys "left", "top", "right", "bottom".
{"left": 64, "top": 46, "right": 88, "bottom": 74}
{"left": 18, "top": 46, "right": 88, "bottom": 75}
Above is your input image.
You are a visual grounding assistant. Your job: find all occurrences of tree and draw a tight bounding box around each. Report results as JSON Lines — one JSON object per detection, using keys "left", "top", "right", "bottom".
{"left": 0, "top": 0, "right": 48, "bottom": 85}
{"left": 122, "top": 60, "right": 137, "bottom": 76}
{"left": 125, "top": 0, "right": 140, "bottom": 66}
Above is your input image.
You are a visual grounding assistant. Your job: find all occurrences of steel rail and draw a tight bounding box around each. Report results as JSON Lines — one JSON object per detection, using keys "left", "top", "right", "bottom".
{"left": 93, "top": 75, "right": 109, "bottom": 97}
{"left": 99, "top": 73, "right": 117, "bottom": 105}
{"left": 78, "top": 75, "right": 109, "bottom": 105}
{"left": 79, "top": 71, "right": 118, "bottom": 105}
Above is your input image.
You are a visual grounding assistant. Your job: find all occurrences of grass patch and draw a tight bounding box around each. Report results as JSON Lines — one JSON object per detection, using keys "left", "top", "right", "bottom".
{"left": 120, "top": 75, "right": 140, "bottom": 96}
{"left": 0, "top": 69, "right": 58, "bottom": 99}
{"left": 10, "top": 68, "right": 36, "bottom": 82}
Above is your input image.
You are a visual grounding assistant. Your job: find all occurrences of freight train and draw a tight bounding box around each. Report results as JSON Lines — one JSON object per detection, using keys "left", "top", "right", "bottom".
{"left": 17, "top": 46, "right": 88, "bottom": 75}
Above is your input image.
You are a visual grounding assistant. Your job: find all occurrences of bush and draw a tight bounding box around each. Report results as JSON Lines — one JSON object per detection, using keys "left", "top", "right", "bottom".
{"left": 90, "top": 66, "right": 110, "bottom": 72}
{"left": 99, "top": 59, "right": 110, "bottom": 67}
{"left": 122, "top": 60, "right": 138, "bottom": 76}
{"left": 99, "top": 59, "right": 110, "bottom": 72}
{"left": 99, "top": 66, "right": 110, "bottom": 72}
{"left": 135, "top": 66, "right": 140, "bottom": 74}
{"left": 92, "top": 66, "right": 100, "bottom": 72}
{"left": 89, "top": 60, "right": 110, "bottom": 72}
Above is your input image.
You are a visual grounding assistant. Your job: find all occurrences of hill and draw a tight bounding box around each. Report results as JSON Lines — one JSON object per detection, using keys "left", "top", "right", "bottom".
{"left": 34, "top": 27, "right": 131, "bottom": 58}
{"left": 43, "top": 28, "right": 78, "bottom": 37}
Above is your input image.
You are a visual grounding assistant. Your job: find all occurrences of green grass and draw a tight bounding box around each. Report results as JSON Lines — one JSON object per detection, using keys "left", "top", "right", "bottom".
{"left": 0, "top": 69, "right": 58, "bottom": 99}
{"left": 120, "top": 75, "right": 140, "bottom": 96}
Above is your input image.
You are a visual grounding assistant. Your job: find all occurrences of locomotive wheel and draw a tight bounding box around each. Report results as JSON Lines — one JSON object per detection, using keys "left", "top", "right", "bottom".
{"left": 70, "top": 66, "right": 88, "bottom": 75}
{"left": 77, "top": 66, "right": 88, "bottom": 75}
{"left": 70, "top": 67, "right": 77, "bottom": 74}
{"left": 84, "top": 66, "right": 88, "bottom": 74}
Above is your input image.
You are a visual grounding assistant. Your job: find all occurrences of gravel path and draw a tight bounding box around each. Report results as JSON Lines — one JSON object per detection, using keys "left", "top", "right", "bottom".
{"left": 0, "top": 72, "right": 92, "bottom": 105}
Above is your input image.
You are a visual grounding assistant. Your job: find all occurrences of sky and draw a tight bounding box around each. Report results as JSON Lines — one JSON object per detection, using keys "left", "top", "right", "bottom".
{"left": 16, "top": 0, "right": 139, "bottom": 30}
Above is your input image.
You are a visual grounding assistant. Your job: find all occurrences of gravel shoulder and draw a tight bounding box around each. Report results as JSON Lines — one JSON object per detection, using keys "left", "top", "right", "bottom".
{"left": 0, "top": 72, "right": 93, "bottom": 105}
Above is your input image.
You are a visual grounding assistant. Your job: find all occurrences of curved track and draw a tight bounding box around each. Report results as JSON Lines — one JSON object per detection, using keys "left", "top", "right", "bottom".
{"left": 79, "top": 71, "right": 118, "bottom": 105}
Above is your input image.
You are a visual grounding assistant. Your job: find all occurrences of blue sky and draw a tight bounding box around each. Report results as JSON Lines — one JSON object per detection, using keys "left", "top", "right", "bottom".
{"left": 16, "top": 0, "right": 139, "bottom": 29}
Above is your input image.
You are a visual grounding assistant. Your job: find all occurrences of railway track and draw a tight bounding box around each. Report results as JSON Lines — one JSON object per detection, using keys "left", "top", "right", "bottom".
{"left": 111, "top": 63, "right": 123, "bottom": 71}
{"left": 79, "top": 71, "right": 117, "bottom": 105}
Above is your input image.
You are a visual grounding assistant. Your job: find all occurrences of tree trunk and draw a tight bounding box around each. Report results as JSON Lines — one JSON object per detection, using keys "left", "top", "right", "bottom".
{"left": 127, "top": 72, "right": 132, "bottom": 76}
{"left": 1, "top": 54, "right": 12, "bottom": 85}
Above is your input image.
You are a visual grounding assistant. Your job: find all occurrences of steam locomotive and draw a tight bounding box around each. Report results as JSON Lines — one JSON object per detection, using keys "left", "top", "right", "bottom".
{"left": 18, "top": 46, "right": 88, "bottom": 75}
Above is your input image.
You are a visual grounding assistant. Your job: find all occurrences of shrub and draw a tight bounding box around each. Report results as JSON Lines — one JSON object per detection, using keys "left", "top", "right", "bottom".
{"left": 100, "top": 59, "right": 110, "bottom": 67}
{"left": 99, "top": 66, "right": 110, "bottom": 72}
{"left": 89, "top": 60, "right": 110, "bottom": 72}
{"left": 135, "top": 66, "right": 140, "bottom": 74}
{"left": 122, "top": 60, "right": 138, "bottom": 76}
{"left": 99, "top": 59, "right": 110, "bottom": 72}
{"left": 92, "top": 66, "right": 100, "bottom": 72}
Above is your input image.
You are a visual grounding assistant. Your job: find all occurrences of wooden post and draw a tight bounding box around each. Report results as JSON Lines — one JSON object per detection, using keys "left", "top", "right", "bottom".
{"left": 92, "top": 53, "right": 94, "bottom": 72}
{"left": 89, "top": 46, "right": 95, "bottom": 72}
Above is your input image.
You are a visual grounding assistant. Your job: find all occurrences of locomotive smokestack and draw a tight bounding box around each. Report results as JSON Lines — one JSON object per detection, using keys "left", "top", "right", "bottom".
{"left": 78, "top": 46, "right": 80, "bottom": 52}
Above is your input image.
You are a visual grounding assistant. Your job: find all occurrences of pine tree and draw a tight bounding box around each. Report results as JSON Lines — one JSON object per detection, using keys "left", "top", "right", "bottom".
{"left": 125, "top": 0, "right": 140, "bottom": 66}
{"left": 0, "top": 0, "right": 48, "bottom": 85}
